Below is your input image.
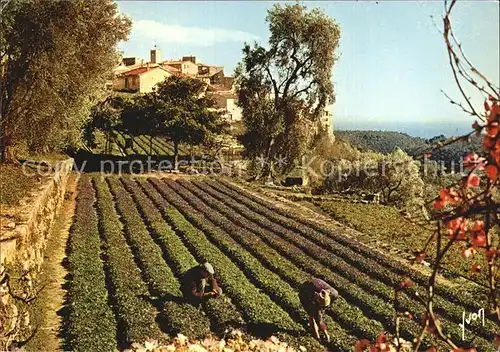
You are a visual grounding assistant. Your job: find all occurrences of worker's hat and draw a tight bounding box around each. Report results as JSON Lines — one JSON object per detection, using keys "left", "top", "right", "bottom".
{"left": 202, "top": 262, "right": 215, "bottom": 275}
{"left": 315, "top": 289, "right": 331, "bottom": 308}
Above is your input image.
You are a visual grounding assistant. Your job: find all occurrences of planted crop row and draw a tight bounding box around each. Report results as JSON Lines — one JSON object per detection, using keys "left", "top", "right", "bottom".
{"left": 164, "top": 180, "right": 381, "bottom": 345}
{"left": 135, "top": 135, "right": 163, "bottom": 155}
{"left": 168, "top": 180, "right": 427, "bottom": 344}
{"left": 151, "top": 136, "right": 172, "bottom": 155}
{"left": 145, "top": 179, "right": 328, "bottom": 351}
{"left": 120, "top": 132, "right": 145, "bottom": 155}
{"left": 214, "top": 180, "right": 484, "bottom": 311}
{"left": 112, "top": 132, "right": 132, "bottom": 155}
{"left": 193, "top": 181, "right": 497, "bottom": 344}
{"left": 126, "top": 133, "right": 148, "bottom": 155}
{"left": 153, "top": 137, "right": 175, "bottom": 154}
{"left": 137, "top": 135, "right": 172, "bottom": 156}
{"left": 212, "top": 181, "right": 498, "bottom": 334}
{"left": 157, "top": 182, "right": 330, "bottom": 330}
{"left": 131, "top": 135, "right": 150, "bottom": 154}
{"left": 106, "top": 177, "right": 212, "bottom": 339}
{"left": 120, "top": 177, "right": 244, "bottom": 333}
{"left": 92, "top": 176, "right": 163, "bottom": 346}
{"left": 66, "top": 175, "right": 117, "bottom": 352}
{"left": 106, "top": 177, "right": 178, "bottom": 296}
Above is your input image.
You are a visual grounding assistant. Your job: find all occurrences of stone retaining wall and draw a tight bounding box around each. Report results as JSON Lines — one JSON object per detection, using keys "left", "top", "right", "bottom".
{"left": 0, "top": 158, "right": 74, "bottom": 349}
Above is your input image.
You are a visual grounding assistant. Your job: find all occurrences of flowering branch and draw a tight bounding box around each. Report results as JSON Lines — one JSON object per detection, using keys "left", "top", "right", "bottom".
{"left": 356, "top": 1, "right": 499, "bottom": 350}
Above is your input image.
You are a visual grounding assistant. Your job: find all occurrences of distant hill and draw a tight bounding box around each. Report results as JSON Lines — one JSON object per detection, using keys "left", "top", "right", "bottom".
{"left": 334, "top": 130, "right": 482, "bottom": 167}
{"left": 334, "top": 130, "right": 428, "bottom": 155}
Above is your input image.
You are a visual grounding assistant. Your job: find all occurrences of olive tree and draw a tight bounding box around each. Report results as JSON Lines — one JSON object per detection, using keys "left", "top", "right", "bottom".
{"left": 235, "top": 3, "right": 341, "bottom": 178}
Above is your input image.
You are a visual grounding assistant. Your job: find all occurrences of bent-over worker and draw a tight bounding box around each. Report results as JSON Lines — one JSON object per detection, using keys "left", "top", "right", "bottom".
{"left": 181, "top": 262, "right": 222, "bottom": 307}
{"left": 299, "top": 278, "right": 339, "bottom": 342}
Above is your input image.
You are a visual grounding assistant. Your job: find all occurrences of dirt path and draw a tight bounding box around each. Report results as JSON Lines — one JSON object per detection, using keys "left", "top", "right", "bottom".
{"left": 25, "top": 173, "right": 78, "bottom": 352}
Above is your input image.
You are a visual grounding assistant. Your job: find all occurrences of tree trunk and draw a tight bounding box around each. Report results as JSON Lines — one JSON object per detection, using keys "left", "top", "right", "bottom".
{"left": 0, "top": 135, "right": 19, "bottom": 164}
{"left": 149, "top": 135, "right": 153, "bottom": 156}
{"left": 173, "top": 141, "right": 179, "bottom": 170}
{"left": 261, "top": 137, "right": 275, "bottom": 178}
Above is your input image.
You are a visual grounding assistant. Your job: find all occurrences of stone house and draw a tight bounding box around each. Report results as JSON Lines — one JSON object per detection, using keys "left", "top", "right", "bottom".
{"left": 162, "top": 57, "right": 199, "bottom": 76}
{"left": 113, "top": 65, "right": 175, "bottom": 93}
{"left": 318, "top": 107, "right": 334, "bottom": 136}
{"left": 210, "top": 91, "right": 242, "bottom": 122}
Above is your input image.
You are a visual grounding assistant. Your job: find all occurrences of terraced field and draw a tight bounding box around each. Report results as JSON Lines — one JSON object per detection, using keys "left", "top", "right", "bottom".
{"left": 66, "top": 175, "right": 497, "bottom": 351}
{"left": 112, "top": 133, "right": 184, "bottom": 156}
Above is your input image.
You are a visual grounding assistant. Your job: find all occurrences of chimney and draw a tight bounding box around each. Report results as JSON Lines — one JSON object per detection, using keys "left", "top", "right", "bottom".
{"left": 182, "top": 56, "right": 196, "bottom": 64}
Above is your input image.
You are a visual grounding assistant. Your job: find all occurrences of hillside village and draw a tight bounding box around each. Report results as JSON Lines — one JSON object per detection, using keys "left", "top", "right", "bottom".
{"left": 108, "top": 45, "right": 334, "bottom": 134}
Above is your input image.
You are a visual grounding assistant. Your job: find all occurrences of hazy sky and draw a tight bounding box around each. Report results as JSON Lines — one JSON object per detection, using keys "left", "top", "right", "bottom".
{"left": 116, "top": 1, "right": 499, "bottom": 137}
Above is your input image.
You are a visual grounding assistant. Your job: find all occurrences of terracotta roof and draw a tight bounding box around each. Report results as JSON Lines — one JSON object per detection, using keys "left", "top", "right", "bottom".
{"left": 162, "top": 60, "right": 197, "bottom": 65}
{"left": 162, "top": 64, "right": 180, "bottom": 74}
{"left": 119, "top": 65, "right": 166, "bottom": 77}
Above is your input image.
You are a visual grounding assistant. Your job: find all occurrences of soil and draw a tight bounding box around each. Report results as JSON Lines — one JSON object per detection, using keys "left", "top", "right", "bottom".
{"left": 24, "top": 173, "right": 78, "bottom": 352}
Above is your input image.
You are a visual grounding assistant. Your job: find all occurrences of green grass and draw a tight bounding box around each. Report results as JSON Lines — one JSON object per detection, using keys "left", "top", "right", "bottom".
{"left": 0, "top": 164, "right": 40, "bottom": 206}
{"left": 1, "top": 150, "right": 70, "bottom": 206}
{"left": 313, "top": 200, "right": 494, "bottom": 287}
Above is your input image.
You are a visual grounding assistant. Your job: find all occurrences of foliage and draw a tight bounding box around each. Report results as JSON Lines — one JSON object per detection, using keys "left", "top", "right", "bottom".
{"left": 335, "top": 130, "right": 483, "bottom": 171}
{"left": 335, "top": 131, "right": 428, "bottom": 155}
{"left": 83, "top": 95, "right": 130, "bottom": 152}
{"left": 376, "top": 148, "right": 424, "bottom": 211}
{"left": 302, "top": 132, "right": 359, "bottom": 189}
{"left": 320, "top": 147, "right": 424, "bottom": 212}
{"left": 235, "top": 3, "right": 340, "bottom": 177}
{"left": 0, "top": 0, "right": 131, "bottom": 162}
{"left": 0, "top": 164, "right": 39, "bottom": 206}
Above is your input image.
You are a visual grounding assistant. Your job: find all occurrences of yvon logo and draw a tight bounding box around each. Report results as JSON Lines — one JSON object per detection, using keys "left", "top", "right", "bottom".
{"left": 459, "top": 308, "right": 485, "bottom": 341}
